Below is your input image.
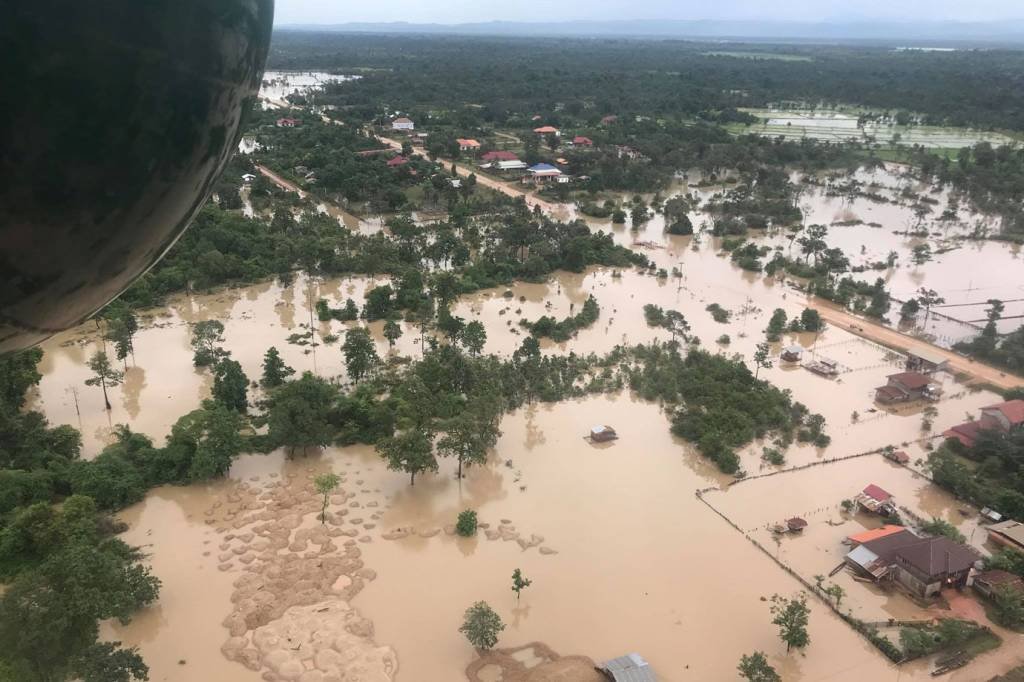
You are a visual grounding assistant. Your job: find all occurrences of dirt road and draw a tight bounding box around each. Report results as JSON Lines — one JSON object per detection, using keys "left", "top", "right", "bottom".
{"left": 255, "top": 164, "right": 306, "bottom": 197}
{"left": 811, "top": 300, "right": 1024, "bottom": 390}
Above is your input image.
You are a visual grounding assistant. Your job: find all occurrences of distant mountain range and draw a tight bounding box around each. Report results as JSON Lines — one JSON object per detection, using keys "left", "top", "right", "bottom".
{"left": 278, "top": 19, "right": 1024, "bottom": 45}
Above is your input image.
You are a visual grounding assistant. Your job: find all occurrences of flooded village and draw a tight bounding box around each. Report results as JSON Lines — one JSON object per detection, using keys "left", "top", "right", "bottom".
{"left": 5, "top": 31, "right": 1024, "bottom": 682}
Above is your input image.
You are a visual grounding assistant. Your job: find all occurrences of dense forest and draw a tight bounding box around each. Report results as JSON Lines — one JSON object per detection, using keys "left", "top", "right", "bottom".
{"left": 269, "top": 33, "right": 1024, "bottom": 130}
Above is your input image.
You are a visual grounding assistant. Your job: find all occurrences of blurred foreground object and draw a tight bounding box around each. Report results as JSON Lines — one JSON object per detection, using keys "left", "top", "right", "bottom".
{"left": 0, "top": 0, "right": 274, "bottom": 352}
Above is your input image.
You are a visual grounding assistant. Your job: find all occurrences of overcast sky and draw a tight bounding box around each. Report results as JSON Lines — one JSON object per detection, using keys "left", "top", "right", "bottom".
{"left": 275, "top": 0, "right": 1022, "bottom": 25}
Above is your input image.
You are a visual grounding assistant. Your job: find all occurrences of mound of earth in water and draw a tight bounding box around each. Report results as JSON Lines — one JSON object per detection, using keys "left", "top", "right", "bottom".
{"left": 467, "top": 642, "right": 603, "bottom": 682}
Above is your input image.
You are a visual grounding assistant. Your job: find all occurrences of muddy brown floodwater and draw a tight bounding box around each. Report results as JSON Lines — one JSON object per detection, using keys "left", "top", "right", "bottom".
{"left": 32, "top": 160, "right": 1024, "bottom": 682}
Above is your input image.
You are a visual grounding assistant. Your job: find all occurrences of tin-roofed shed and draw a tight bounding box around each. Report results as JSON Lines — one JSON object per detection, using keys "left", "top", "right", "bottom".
{"left": 598, "top": 653, "right": 657, "bottom": 682}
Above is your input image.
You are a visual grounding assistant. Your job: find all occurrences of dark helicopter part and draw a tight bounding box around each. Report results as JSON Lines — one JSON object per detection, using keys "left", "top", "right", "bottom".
{"left": 0, "top": 1, "right": 275, "bottom": 352}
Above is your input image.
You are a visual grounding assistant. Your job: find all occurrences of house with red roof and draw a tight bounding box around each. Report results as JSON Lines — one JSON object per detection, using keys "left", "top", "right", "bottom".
{"left": 276, "top": 117, "right": 300, "bottom": 127}
{"left": 386, "top": 156, "right": 409, "bottom": 168}
{"left": 874, "top": 372, "right": 937, "bottom": 404}
{"left": 600, "top": 115, "right": 618, "bottom": 125}
{"left": 856, "top": 483, "right": 896, "bottom": 514}
{"left": 481, "top": 150, "right": 519, "bottom": 163}
{"left": 943, "top": 399, "right": 1024, "bottom": 448}
{"left": 571, "top": 135, "right": 594, "bottom": 147}
{"left": 533, "top": 125, "right": 560, "bottom": 136}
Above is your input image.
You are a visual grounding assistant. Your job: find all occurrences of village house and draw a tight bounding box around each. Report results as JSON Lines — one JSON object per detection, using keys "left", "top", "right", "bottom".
{"left": 570, "top": 135, "right": 594, "bottom": 147}
{"left": 533, "top": 125, "right": 560, "bottom": 136}
{"left": 590, "top": 425, "right": 618, "bottom": 442}
{"left": 846, "top": 525, "right": 906, "bottom": 546}
{"left": 240, "top": 173, "right": 256, "bottom": 184}
{"left": 906, "top": 347, "right": 950, "bottom": 374}
{"left": 874, "top": 372, "right": 938, "bottom": 404}
{"left": 275, "top": 117, "right": 300, "bottom": 127}
{"left": 615, "top": 144, "right": 645, "bottom": 160}
{"left": 410, "top": 132, "right": 429, "bottom": 146}
{"left": 386, "top": 155, "right": 409, "bottom": 168}
{"left": 844, "top": 528, "right": 980, "bottom": 598}
{"left": 391, "top": 117, "right": 415, "bottom": 131}
{"left": 856, "top": 483, "right": 896, "bottom": 515}
{"left": 481, "top": 150, "right": 519, "bottom": 163}
{"left": 494, "top": 159, "right": 528, "bottom": 172}
{"left": 987, "top": 519, "right": 1024, "bottom": 553}
{"left": 884, "top": 449, "right": 911, "bottom": 465}
{"left": 597, "top": 653, "right": 656, "bottom": 682}
{"left": 780, "top": 344, "right": 804, "bottom": 362}
{"left": 944, "top": 399, "right": 1024, "bottom": 448}
{"left": 600, "top": 115, "right": 618, "bottom": 125}
{"left": 524, "top": 163, "right": 563, "bottom": 183}
{"left": 974, "top": 569, "right": 1024, "bottom": 599}
{"left": 804, "top": 356, "right": 839, "bottom": 377}
{"left": 456, "top": 138, "right": 481, "bottom": 152}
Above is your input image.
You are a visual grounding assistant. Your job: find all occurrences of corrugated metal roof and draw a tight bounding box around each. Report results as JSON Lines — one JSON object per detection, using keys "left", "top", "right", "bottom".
{"left": 907, "top": 347, "right": 949, "bottom": 366}
{"left": 599, "top": 653, "right": 657, "bottom": 682}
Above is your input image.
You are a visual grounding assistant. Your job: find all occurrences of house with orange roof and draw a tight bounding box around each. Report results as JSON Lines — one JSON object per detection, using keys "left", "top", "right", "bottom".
{"left": 457, "top": 138, "right": 481, "bottom": 152}
{"left": 846, "top": 525, "right": 905, "bottom": 546}
{"left": 533, "top": 125, "right": 560, "bottom": 136}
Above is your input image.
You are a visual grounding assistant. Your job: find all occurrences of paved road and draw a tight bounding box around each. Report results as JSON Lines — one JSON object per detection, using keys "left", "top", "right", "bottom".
{"left": 811, "top": 300, "right": 1024, "bottom": 390}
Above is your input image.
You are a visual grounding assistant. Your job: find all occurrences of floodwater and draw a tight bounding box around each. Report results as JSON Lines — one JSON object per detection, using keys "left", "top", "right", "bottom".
{"left": 259, "top": 70, "right": 361, "bottom": 107}
{"left": 26, "top": 164, "right": 1024, "bottom": 680}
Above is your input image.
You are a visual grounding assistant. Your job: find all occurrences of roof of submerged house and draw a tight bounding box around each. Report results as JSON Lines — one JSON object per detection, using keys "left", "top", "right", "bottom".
{"left": 984, "top": 399, "right": 1024, "bottom": 425}
{"left": 862, "top": 484, "right": 893, "bottom": 503}
{"left": 598, "top": 653, "right": 657, "bottom": 682}
{"left": 907, "top": 347, "right": 949, "bottom": 365}
{"left": 887, "top": 372, "right": 932, "bottom": 390}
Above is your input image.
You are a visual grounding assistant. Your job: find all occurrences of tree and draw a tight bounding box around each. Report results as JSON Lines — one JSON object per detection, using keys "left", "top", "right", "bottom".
{"left": 737, "top": 652, "right": 780, "bottom": 682}
{"left": 662, "top": 310, "right": 690, "bottom": 343}
{"left": 800, "top": 308, "right": 823, "bottom": 332}
{"left": 342, "top": 328, "right": 380, "bottom": 382}
{"left": 462, "top": 320, "right": 487, "bottom": 356}
{"left": 261, "top": 347, "right": 294, "bottom": 388}
{"left": 266, "top": 372, "right": 340, "bottom": 454}
{"left": 824, "top": 583, "right": 846, "bottom": 607}
{"left": 765, "top": 309, "right": 788, "bottom": 341}
{"left": 753, "top": 343, "right": 773, "bottom": 379}
{"left": 769, "top": 593, "right": 811, "bottom": 652}
{"left": 663, "top": 196, "right": 694, "bottom": 235}
{"left": 190, "top": 320, "right": 227, "bottom": 367}
{"left": 911, "top": 243, "right": 933, "bottom": 266}
{"left": 379, "top": 428, "right": 436, "bottom": 485}
{"left": 459, "top": 601, "right": 505, "bottom": 651}
{"left": 212, "top": 359, "right": 248, "bottom": 412}
{"left": 0, "top": 348, "right": 43, "bottom": 412}
{"left": 167, "top": 402, "right": 245, "bottom": 481}
{"left": 85, "top": 351, "right": 124, "bottom": 410}
{"left": 456, "top": 509, "right": 478, "bottom": 537}
{"left": 437, "top": 411, "right": 499, "bottom": 478}
{"left": 74, "top": 642, "right": 149, "bottom": 682}
{"left": 916, "top": 288, "right": 945, "bottom": 327}
{"left": 314, "top": 473, "right": 340, "bottom": 525}
{"left": 105, "top": 318, "right": 134, "bottom": 370}
{"left": 921, "top": 517, "right": 966, "bottom": 543}
{"left": 383, "top": 319, "right": 403, "bottom": 348}
{"left": 511, "top": 568, "right": 532, "bottom": 601}
{"left": 899, "top": 298, "right": 921, "bottom": 320}
{"left": 992, "top": 585, "right": 1024, "bottom": 629}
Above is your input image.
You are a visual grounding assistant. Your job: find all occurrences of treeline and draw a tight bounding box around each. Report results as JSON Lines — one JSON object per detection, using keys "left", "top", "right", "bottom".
{"left": 521, "top": 296, "right": 600, "bottom": 342}
{"left": 268, "top": 33, "right": 1024, "bottom": 131}
{"left": 114, "top": 199, "right": 645, "bottom": 311}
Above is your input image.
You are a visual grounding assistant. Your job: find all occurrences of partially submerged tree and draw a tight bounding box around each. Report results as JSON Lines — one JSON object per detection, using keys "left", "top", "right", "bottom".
{"left": 314, "top": 473, "right": 340, "bottom": 525}
{"left": 382, "top": 319, "right": 403, "bottom": 348}
{"left": 737, "top": 652, "right": 781, "bottom": 682}
{"left": 455, "top": 509, "right": 478, "bottom": 537}
{"left": 459, "top": 601, "right": 505, "bottom": 651}
{"left": 511, "top": 568, "right": 532, "bottom": 602}
{"left": 266, "top": 372, "right": 340, "bottom": 454}
{"left": 769, "top": 593, "right": 811, "bottom": 653}
{"left": 342, "top": 328, "right": 380, "bottom": 382}
{"left": 85, "top": 351, "right": 124, "bottom": 410}
{"left": 378, "top": 428, "right": 436, "bottom": 485}
{"left": 260, "top": 347, "right": 294, "bottom": 388}
{"left": 212, "top": 359, "right": 248, "bottom": 412}
{"left": 753, "top": 343, "right": 773, "bottom": 379}
{"left": 190, "top": 320, "right": 227, "bottom": 367}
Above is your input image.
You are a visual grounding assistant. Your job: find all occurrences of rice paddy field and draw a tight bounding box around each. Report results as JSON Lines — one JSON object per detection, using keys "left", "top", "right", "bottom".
{"left": 733, "top": 109, "right": 1017, "bottom": 149}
